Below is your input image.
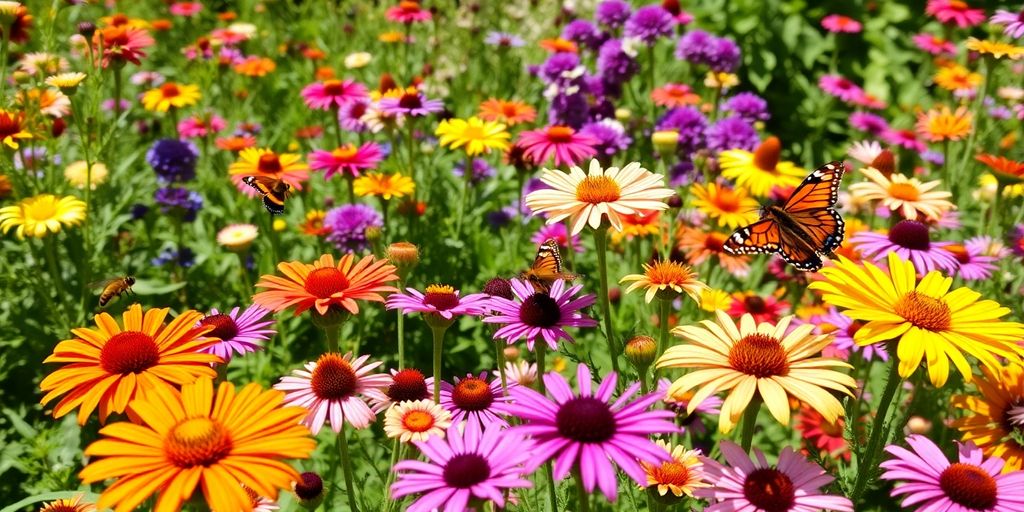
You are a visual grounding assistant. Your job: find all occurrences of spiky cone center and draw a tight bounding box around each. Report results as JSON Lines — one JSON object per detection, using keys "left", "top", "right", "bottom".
{"left": 575, "top": 174, "right": 622, "bottom": 204}
{"left": 650, "top": 460, "right": 694, "bottom": 489}
{"left": 728, "top": 333, "right": 790, "bottom": 378}
{"left": 397, "top": 92, "right": 423, "bottom": 110}
{"left": 304, "top": 267, "right": 350, "bottom": 298}
{"left": 888, "top": 220, "right": 932, "bottom": 251}
{"left": 451, "top": 377, "right": 494, "bottom": 411}
{"left": 939, "top": 463, "right": 998, "bottom": 510}
{"left": 198, "top": 314, "right": 238, "bottom": 341}
{"left": 331, "top": 144, "right": 359, "bottom": 159}
{"left": 556, "top": 396, "right": 616, "bottom": 443}
{"left": 388, "top": 368, "right": 430, "bottom": 402}
{"left": 257, "top": 153, "right": 282, "bottom": 173}
{"left": 545, "top": 125, "right": 575, "bottom": 143}
{"left": 423, "top": 284, "right": 459, "bottom": 311}
{"left": 159, "top": 83, "right": 180, "bottom": 98}
{"left": 644, "top": 260, "right": 700, "bottom": 299}
{"left": 386, "top": 241, "right": 419, "bottom": 269}
{"left": 165, "top": 417, "right": 233, "bottom": 468}
{"left": 519, "top": 293, "right": 562, "bottom": 327}
{"left": 100, "top": 331, "right": 160, "bottom": 374}
{"left": 310, "top": 353, "right": 358, "bottom": 401}
{"left": 894, "top": 291, "right": 951, "bottom": 332}
{"left": 743, "top": 468, "right": 796, "bottom": 512}
{"left": 753, "top": 136, "right": 781, "bottom": 171}
{"left": 443, "top": 453, "right": 490, "bottom": 488}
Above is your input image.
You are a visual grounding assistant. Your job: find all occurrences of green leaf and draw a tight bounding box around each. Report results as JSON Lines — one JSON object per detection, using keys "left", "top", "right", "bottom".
{"left": 130, "top": 279, "right": 188, "bottom": 295}
{"left": 0, "top": 491, "right": 107, "bottom": 512}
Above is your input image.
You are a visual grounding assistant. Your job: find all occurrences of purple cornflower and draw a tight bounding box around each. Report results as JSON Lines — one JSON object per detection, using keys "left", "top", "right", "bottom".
{"left": 852, "top": 220, "right": 958, "bottom": 273}
{"left": 707, "top": 36, "right": 741, "bottom": 72}
{"left": 921, "top": 150, "right": 945, "bottom": 166}
{"left": 624, "top": 5, "right": 675, "bottom": 45}
{"left": 439, "top": 372, "right": 516, "bottom": 429}
{"left": 484, "top": 31, "right": 525, "bottom": 48}
{"left": 597, "top": 38, "right": 640, "bottom": 90}
{"left": 562, "top": 19, "right": 604, "bottom": 51}
{"left": 154, "top": 187, "right": 202, "bottom": 221}
{"left": 151, "top": 246, "right": 195, "bottom": 268}
{"left": 549, "top": 91, "right": 591, "bottom": 128}
{"left": 377, "top": 89, "right": 444, "bottom": 118}
{"left": 580, "top": 119, "right": 632, "bottom": 157}
{"left": 14, "top": 147, "right": 55, "bottom": 172}
{"left": 486, "top": 206, "right": 518, "bottom": 230}
{"left": 507, "top": 364, "right": 678, "bottom": 501}
{"left": 198, "top": 305, "right": 276, "bottom": 362}
{"left": 818, "top": 307, "right": 889, "bottom": 362}
{"left": 991, "top": 9, "right": 1024, "bottom": 39}
{"left": 146, "top": 138, "right": 199, "bottom": 183}
{"left": 484, "top": 278, "right": 596, "bottom": 351}
{"left": 452, "top": 159, "right": 495, "bottom": 184}
{"left": 721, "top": 92, "right": 769, "bottom": 122}
{"left": 323, "top": 203, "right": 382, "bottom": 252}
{"left": 850, "top": 111, "right": 890, "bottom": 136}
{"left": 595, "top": 0, "right": 632, "bottom": 29}
{"left": 385, "top": 285, "right": 489, "bottom": 321}
{"left": 339, "top": 98, "right": 371, "bottom": 132}
{"left": 706, "top": 116, "right": 759, "bottom": 152}
{"left": 656, "top": 106, "right": 707, "bottom": 155}
{"left": 675, "top": 30, "right": 740, "bottom": 71}
{"left": 990, "top": 105, "right": 1013, "bottom": 120}
{"left": 540, "top": 52, "right": 582, "bottom": 84}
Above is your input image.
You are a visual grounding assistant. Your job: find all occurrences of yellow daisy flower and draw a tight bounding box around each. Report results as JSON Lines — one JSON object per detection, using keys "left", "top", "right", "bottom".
{"left": 934, "top": 63, "right": 982, "bottom": 93}
{"left": 689, "top": 182, "right": 759, "bottom": 229}
{"left": 699, "top": 288, "right": 732, "bottom": 312}
{"left": 809, "top": 252, "right": 1024, "bottom": 387}
{"left": 952, "top": 364, "right": 1024, "bottom": 473}
{"left": 641, "top": 440, "right": 709, "bottom": 498}
{"left": 619, "top": 260, "right": 707, "bottom": 303}
{"left": 0, "top": 194, "right": 86, "bottom": 239}
{"left": 45, "top": 71, "right": 87, "bottom": 95}
{"left": 141, "top": 82, "right": 201, "bottom": 112}
{"left": 966, "top": 37, "right": 1024, "bottom": 60}
{"left": 719, "top": 136, "right": 806, "bottom": 197}
{"left": 916, "top": 105, "right": 972, "bottom": 142}
{"left": 434, "top": 116, "right": 510, "bottom": 157}
{"left": 353, "top": 172, "right": 415, "bottom": 200}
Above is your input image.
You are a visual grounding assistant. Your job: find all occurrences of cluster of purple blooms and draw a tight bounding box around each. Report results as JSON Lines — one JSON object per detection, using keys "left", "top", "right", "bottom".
{"left": 324, "top": 204, "right": 383, "bottom": 252}
{"left": 676, "top": 29, "right": 742, "bottom": 72}
{"left": 154, "top": 187, "right": 203, "bottom": 222}
{"left": 146, "top": 138, "right": 199, "bottom": 183}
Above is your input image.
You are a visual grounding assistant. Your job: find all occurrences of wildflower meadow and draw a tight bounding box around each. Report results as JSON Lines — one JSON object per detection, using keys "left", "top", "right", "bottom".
{"left": 5, "top": 1, "right": 1024, "bottom": 511}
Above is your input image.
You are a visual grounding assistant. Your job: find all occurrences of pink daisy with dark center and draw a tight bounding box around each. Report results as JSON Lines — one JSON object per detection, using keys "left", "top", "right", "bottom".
{"left": 309, "top": 142, "right": 384, "bottom": 179}
{"left": 516, "top": 125, "right": 599, "bottom": 167}
{"left": 852, "top": 220, "right": 959, "bottom": 273}
{"left": 439, "top": 372, "right": 516, "bottom": 429}
{"left": 386, "top": 284, "right": 490, "bottom": 323}
{"left": 484, "top": 278, "right": 597, "bottom": 351}
{"left": 274, "top": 352, "right": 391, "bottom": 434}
{"left": 301, "top": 79, "right": 368, "bottom": 111}
{"left": 198, "top": 305, "right": 275, "bottom": 362}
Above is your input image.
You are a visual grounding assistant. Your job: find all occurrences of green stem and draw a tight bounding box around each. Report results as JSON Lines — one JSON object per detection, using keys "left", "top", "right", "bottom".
{"left": 573, "top": 469, "right": 590, "bottom": 512}
{"left": 739, "top": 400, "right": 759, "bottom": 452}
{"left": 496, "top": 341, "right": 508, "bottom": 395}
{"left": 42, "top": 237, "right": 70, "bottom": 327}
{"left": 454, "top": 155, "right": 473, "bottom": 238}
{"left": 954, "top": 57, "right": 991, "bottom": 201}
{"left": 0, "top": 22, "right": 10, "bottom": 100}
{"left": 655, "top": 299, "right": 671, "bottom": 381}
{"left": 332, "top": 105, "right": 343, "bottom": 149}
{"left": 851, "top": 352, "right": 902, "bottom": 501}
{"left": 593, "top": 227, "right": 621, "bottom": 377}
{"left": 431, "top": 325, "right": 445, "bottom": 403}
{"left": 382, "top": 440, "right": 403, "bottom": 511}
{"left": 536, "top": 343, "right": 558, "bottom": 512}
{"left": 325, "top": 325, "right": 340, "bottom": 354}
{"left": 989, "top": 184, "right": 1004, "bottom": 236}
{"left": 337, "top": 426, "right": 360, "bottom": 512}
{"left": 396, "top": 303, "right": 405, "bottom": 370}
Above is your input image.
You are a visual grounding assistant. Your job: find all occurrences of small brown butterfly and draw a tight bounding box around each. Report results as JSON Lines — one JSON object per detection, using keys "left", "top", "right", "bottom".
{"left": 519, "top": 238, "right": 579, "bottom": 292}
{"left": 243, "top": 175, "right": 290, "bottom": 215}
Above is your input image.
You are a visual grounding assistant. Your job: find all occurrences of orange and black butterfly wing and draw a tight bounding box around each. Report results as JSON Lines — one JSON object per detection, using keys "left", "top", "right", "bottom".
{"left": 777, "top": 225, "right": 826, "bottom": 272}
{"left": 787, "top": 208, "right": 845, "bottom": 255}
{"left": 723, "top": 218, "right": 781, "bottom": 256}
{"left": 782, "top": 161, "right": 845, "bottom": 213}
{"left": 521, "top": 238, "right": 579, "bottom": 292}
{"left": 243, "top": 176, "right": 289, "bottom": 215}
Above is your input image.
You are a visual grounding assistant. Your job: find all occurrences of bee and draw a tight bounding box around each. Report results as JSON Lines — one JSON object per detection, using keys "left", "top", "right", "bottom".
{"left": 95, "top": 276, "right": 136, "bottom": 307}
{"left": 519, "top": 238, "right": 580, "bottom": 293}
{"left": 243, "top": 175, "right": 291, "bottom": 215}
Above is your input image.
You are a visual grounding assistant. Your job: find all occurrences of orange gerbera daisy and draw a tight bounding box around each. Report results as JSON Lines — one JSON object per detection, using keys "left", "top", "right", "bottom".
{"left": 478, "top": 98, "right": 537, "bottom": 126}
{"left": 977, "top": 154, "right": 1024, "bottom": 184}
{"left": 253, "top": 253, "right": 399, "bottom": 316}
{"left": 676, "top": 226, "right": 750, "bottom": 276}
{"left": 934, "top": 63, "right": 982, "bottom": 92}
{"left": 234, "top": 56, "right": 276, "bottom": 77}
{"left": 39, "top": 304, "right": 219, "bottom": 425}
{"left": 79, "top": 377, "right": 314, "bottom": 512}
{"left": 539, "top": 38, "right": 578, "bottom": 53}
{"left": 915, "top": 105, "right": 972, "bottom": 142}
{"left": 229, "top": 147, "right": 309, "bottom": 191}
{"left": 651, "top": 83, "right": 701, "bottom": 107}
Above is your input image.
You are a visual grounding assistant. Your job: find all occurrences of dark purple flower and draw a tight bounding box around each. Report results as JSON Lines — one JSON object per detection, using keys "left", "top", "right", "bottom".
{"left": 676, "top": 29, "right": 715, "bottom": 64}
{"left": 597, "top": 38, "right": 639, "bottom": 91}
{"left": 146, "top": 138, "right": 199, "bottom": 183}
{"left": 487, "top": 206, "right": 518, "bottom": 230}
{"left": 596, "top": 0, "right": 632, "bottom": 29}
{"left": 1009, "top": 225, "right": 1024, "bottom": 257}
{"left": 706, "top": 116, "right": 759, "bottom": 152}
{"left": 130, "top": 203, "right": 150, "bottom": 220}
{"left": 541, "top": 52, "right": 582, "bottom": 84}
{"left": 580, "top": 120, "right": 632, "bottom": 156}
{"left": 656, "top": 106, "right": 708, "bottom": 155}
{"left": 151, "top": 246, "right": 195, "bottom": 268}
{"left": 721, "top": 92, "right": 769, "bottom": 122}
{"left": 154, "top": 187, "right": 203, "bottom": 222}
{"left": 453, "top": 159, "right": 496, "bottom": 184}
{"left": 849, "top": 112, "right": 890, "bottom": 136}
{"left": 323, "top": 204, "right": 382, "bottom": 252}
{"left": 624, "top": 5, "right": 675, "bottom": 45}
{"left": 548, "top": 92, "right": 590, "bottom": 129}
{"left": 707, "top": 36, "right": 741, "bottom": 72}
{"left": 562, "top": 20, "right": 604, "bottom": 51}
{"left": 669, "top": 160, "right": 699, "bottom": 187}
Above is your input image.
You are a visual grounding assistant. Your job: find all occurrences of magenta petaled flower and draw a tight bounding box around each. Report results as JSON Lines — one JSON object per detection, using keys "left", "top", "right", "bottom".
{"left": 198, "top": 305, "right": 276, "bottom": 363}
{"left": 390, "top": 421, "right": 533, "bottom": 512}
{"left": 386, "top": 284, "right": 490, "bottom": 320}
{"left": 813, "top": 307, "right": 889, "bottom": 362}
{"left": 378, "top": 89, "right": 444, "bottom": 118}
{"left": 696, "top": 441, "right": 854, "bottom": 512}
{"left": 881, "top": 435, "right": 1024, "bottom": 512}
{"left": 912, "top": 33, "right": 958, "bottom": 56}
{"left": 365, "top": 368, "right": 435, "bottom": 412}
{"left": 882, "top": 128, "right": 927, "bottom": 153}
{"left": 950, "top": 242, "right": 998, "bottom": 281}
{"left": 852, "top": 220, "right": 959, "bottom": 273}
{"left": 309, "top": 142, "right": 384, "bottom": 179}
{"left": 439, "top": 372, "right": 516, "bottom": 429}
{"left": 992, "top": 9, "right": 1024, "bottom": 39}
{"left": 926, "top": 0, "right": 986, "bottom": 28}
{"left": 484, "top": 278, "right": 597, "bottom": 351}
{"left": 178, "top": 114, "right": 226, "bottom": 139}
{"left": 531, "top": 222, "right": 582, "bottom": 253}
{"left": 385, "top": 2, "right": 433, "bottom": 24}
{"left": 507, "top": 364, "right": 678, "bottom": 501}
{"left": 301, "top": 79, "right": 369, "bottom": 111}
{"left": 818, "top": 75, "right": 864, "bottom": 103}
{"left": 821, "top": 14, "right": 862, "bottom": 33}
{"left": 849, "top": 112, "right": 890, "bottom": 136}
{"left": 339, "top": 98, "right": 371, "bottom": 132}
{"left": 517, "top": 125, "right": 599, "bottom": 168}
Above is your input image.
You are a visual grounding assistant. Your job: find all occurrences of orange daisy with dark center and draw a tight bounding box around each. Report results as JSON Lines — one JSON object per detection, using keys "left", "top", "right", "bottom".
{"left": 894, "top": 291, "right": 951, "bottom": 332}
{"left": 545, "top": 125, "right": 575, "bottom": 143}
{"left": 888, "top": 220, "right": 932, "bottom": 251}
{"left": 310, "top": 354, "right": 358, "bottom": 401}
{"left": 451, "top": 377, "right": 494, "bottom": 411}
{"left": 443, "top": 453, "right": 491, "bottom": 488}
{"left": 743, "top": 468, "right": 796, "bottom": 512}
{"left": 556, "top": 396, "right": 616, "bottom": 443}
{"left": 100, "top": 331, "right": 160, "bottom": 374}
{"left": 165, "top": 417, "right": 233, "bottom": 467}
{"left": 519, "top": 293, "right": 562, "bottom": 327}
{"left": 576, "top": 175, "right": 622, "bottom": 204}
{"left": 938, "top": 463, "right": 998, "bottom": 510}
{"left": 387, "top": 368, "right": 430, "bottom": 402}
{"left": 257, "top": 153, "right": 283, "bottom": 173}
{"left": 198, "top": 314, "right": 238, "bottom": 341}
{"left": 728, "top": 333, "right": 790, "bottom": 378}
{"left": 304, "top": 267, "right": 350, "bottom": 298}
{"left": 423, "top": 284, "right": 459, "bottom": 310}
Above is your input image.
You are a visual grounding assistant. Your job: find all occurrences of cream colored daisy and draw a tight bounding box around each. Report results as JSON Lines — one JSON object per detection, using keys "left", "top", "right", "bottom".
{"left": 525, "top": 159, "right": 674, "bottom": 235}
{"left": 384, "top": 399, "right": 452, "bottom": 443}
{"left": 217, "top": 223, "right": 258, "bottom": 252}
{"left": 63, "top": 160, "right": 107, "bottom": 190}
{"left": 848, "top": 167, "right": 955, "bottom": 221}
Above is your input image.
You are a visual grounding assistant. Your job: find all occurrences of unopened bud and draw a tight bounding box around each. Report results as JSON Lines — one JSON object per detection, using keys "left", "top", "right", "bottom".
{"left": 293, "top": 472, "right": 325, "bottom": 510}
{"left": 503, "top": 346, "right": 520, "bottom": 362}
{"left": 483, "top": 277, "right": 513, "bottom": 300}
{"left": 624, "top": 335, "right": 657, "bottom": 370}
{"left": 387, "top": 241, "right": 419, "bottom": 270}
{"left": 906, "top": 415, "right": 932, "bottom": 435}
{"left": 652, "top": 130, "right": 679, "bottom": 156}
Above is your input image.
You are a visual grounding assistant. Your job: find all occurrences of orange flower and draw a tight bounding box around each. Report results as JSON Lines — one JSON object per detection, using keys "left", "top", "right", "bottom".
{"left": 977, "top": 153, "right": 1024, "bottom": 184}
{"left": 915, "top": 105, "right": 972, "bottom": 142}
{"left": 651, "top": 84, "right": 701, "bottom": 107}
{"left": 934, "top": 63, "right": 981, "bottom": 92}
{"left": 216, "top": 134, "right": 257, "bottom": 152}
{"left": 676, "top": 226, "right": 750, "bottom": 276}
{"left": 253, "top": 253, "right": 399, "bottom": 316}
{"left": 478, "top": 98, "right": 537, "bottom": 126}
{"left": 539, "top": 38, "right": 578, "bottom": 53}
{"left": 39, "top": 304, "right": 219, "bottom": 425}
{"left": 229, "top": 147, "right": 309, "bottom": 191}
{"left": 234, "top": 56, "right": 276, "bottom": 77}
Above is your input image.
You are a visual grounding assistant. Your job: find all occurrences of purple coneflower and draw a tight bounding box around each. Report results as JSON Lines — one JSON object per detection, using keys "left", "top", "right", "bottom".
{"left": 852, "top": 220, "right": 959, "bottom": 273}
{"left": 323, "top": 204, "right": 382, "bottom": 253}
{"left": 198, "top": 305, "right": 275, "bottom": 362}
{"left": 849, "top": 111, "right": 890, "bottom": 136}
{"left": 439, "top": 372, "right": 516, "bottom": 429}
{"left": 484, "top": 31, "right": 525, "bottom": 48}
{"left": 883, "top": 128, "right": 927, "bottom": 153}
{"left": 947, "top": 243, "right": 998, "bottom": 281}
{"left": 378, "top": 88, "right": 444, "bottom": 118}
{"left": 365, "top": 368, "right": 434, "bottom": 411}
{"left": 819, "top": 74, "right": 864, "bottom": 103}
{"left": 300, "top": 79, "right": 368, "bottom": 111}
{"left": 817, "top": 307, "right": 889, "bottom": 362}
{"left": 624, "top": 5, "right": 675, "bottom": 45}
{"left": 991, "top": 9, "right": 1024, "bottom": 39}
{"left": 531, "top": 222, "right": 582, "bottom": 253}
{"left": 484, "top": 278, "right": 596, "bottom": 351}
{"left": 274, "top": 352, "right": 391, "bottom": 434}
{"left": 386, "top": 284, "right": 489, "bottom": 321}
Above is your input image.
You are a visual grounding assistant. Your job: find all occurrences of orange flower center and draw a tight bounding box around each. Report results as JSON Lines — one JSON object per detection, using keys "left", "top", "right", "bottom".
{"left": 402, "top": 410, "right": 436, "bottom": 432}
{"left": 451, "top": 377, "right": 494, "bottom": 411}
{"left": 423, "top": 284, "right": 459, "bottom": 311}
{"left": 753, "top": 136, "right": 781, "bottom": 171}
{"left": 160, "top": 83, "right": 180, "bottom": 98}
{"left": 400, "top": 1, "right": 421, "bottom": 12}
{"left": 322, "top": 80, "right": 344, "bottom": 96}
{"left": 704, "top": 232, "right": 727, "bottom": 252}
{"left": 645, "top": 260, "right": 696, "bottom": 286}
{"left": 198, "top": 313, "right": 238, "bottom": 341}
{"left": 894, "top": 292, "right": 951, "bottom": 332}
{"left": 546, "top": 125, "right": 575, "bottom": 143}
{"left": 501, "top": 103, "right": 519, "bottom": 117}
{"left": 576, "top": 175, "right": 622, "bottom": 204}
{"left": 257, "top": 153, "right": 282, "bottom": 173}
{"left": 651, "top": 461, "right": 692, "bottom": 487}
{"left": 945, "top": 244, "right": 971, "bottom": 264}
{"left": 888, "top": 182, "right": 920, "bottom": 201}
{"left": 310, "top": 353, "right": 358, "bottom": 400}
{"left": 939, "top": 463, "right": 997, "bottom": 510}
{"left": 948, "top": 0, "right": 967, "bottom": 9}
{"left": 743, "top": 468, "right": 795, "bottom": 512}
{"left": 331, "top": 145, "right": 359, "bottom": 160}
{"left": 388, "top": 368, "right": 431, "bottom": 402}
{"left": 39, "top": 503, "right": 80, "bottom": 512}
{"left": 100, "top": 331, "right": 160, "bottom": 374}
{"left": 728, "top": 333, "right": 789, "bottom": 378}
{"left": 712, "top": 188, "right": 741, "bottom": 212}
{"left": 304, "top": 267, "right": 350, "bottom": 298}
{"left": 165, "top": 417, "right": 233, "bottom": 468}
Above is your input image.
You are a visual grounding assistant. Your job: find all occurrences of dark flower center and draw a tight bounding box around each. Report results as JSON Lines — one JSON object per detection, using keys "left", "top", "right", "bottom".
{"left": 451, "top": 377, "right": 494, "bottom": 411}
{"left": 888, "top": 220, "right": 932, "bottom": 251}
{"left": 398, "top": 93, "right": 423, "bottom": 110}
{"left": 310, "top": 354, "right": 358, "bottom": 400}
{"left": 198, "top": 314, "right": 238, "bottom": 341}
{"left": 304, "top": 267, "right": 350, "bottom": 298}
{"left": 556, "top": 396, "right": 616, "bottom": 443}
{"left": 743, "top": 296, "right": 767, "bottom": 314}
{"left": 257, "top": 153, "right": 282, "bottom": 173}
{"left": 100, "top": 331, "right": 160, "bottom": 374}
{"left": 423, "top": 284, "right": 459, "bottom": 311}
{"left": 939, "top": 463, "right": 998, "bottom": 510}
{"left": 728, "top": 334, "right": 789, "bottom": 378}
{"left": 519, "top": 293, "right": 562, "bottom": 327}
{"left": 322, "top": 80, "right": 344, "bottom": 96}
{"left": 388, "top": 368, "right": 430, "bottom": 402}
{"left": 743, "top": 468, "right": 796, "bottom": 512}
{"left": 442, "top": 453, "right": 491, "bottom": 488}
{"left": 546, "top": 125, "right": 574, "bottom": 143}
{"left": 483, "top": 277, "right": 514, "bottom": 300}
{"left": 294, "top": 472, "right": 324, "bottom": 501}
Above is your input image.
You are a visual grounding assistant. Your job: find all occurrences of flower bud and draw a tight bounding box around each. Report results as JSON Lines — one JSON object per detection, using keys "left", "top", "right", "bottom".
{"left": 387, "top": 241, "right": 419, "bottom": 274}
{"left": 310, "top": 306, "right": 350, "bottom": 329}
{"left": 293, "top": 472, "right": 325, "bottom": 510}
{"left": 906, "top": 415, "right": 932, "bottom": 435}
{"left": 624, "top": 335, "right": 657, "bottom": 371}
{"left": 272, "top": 218, "right": 287, "bottom": 232}
{"left": 652, "top": 129, "right": 679, "bottom": 159}
{"left": 503, "top": 346, "right": 520, "bottom": 362}
{"left": 483, "top": 277, "right": 513, "bottom": 300}
{"left": 614, "top": 108, "right": 631, "bottom": 122}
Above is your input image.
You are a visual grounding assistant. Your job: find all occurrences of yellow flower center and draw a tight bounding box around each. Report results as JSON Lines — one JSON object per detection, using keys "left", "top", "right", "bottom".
{"left": 459, "top": 124, "right": 486, "bottom": 141}
{"left": 25, "top": 197, "right": 57, "bottom": 221}
{"left": 728, "top": 333, "right": 789, "bottom": 378}
{"left": 575, "top": 175, "right": 621, "bottom": 204}
{"left": 402, "top": 410, "right": 436, "bottom": 432}
{"left": 651, "top": 461, "right": 692, "bottom": 487}
{"left": 888, "top": 182, "right": 920, "bottom": 201}
{"left": 332, "top": 145, "right": 359, "bottom": 159}
{"left": 423, "top": 284, "right": 459, "bottom": 310}
{"left": 894, "top": 291, "right": 951, "bottom": 332}
{"left": 645, "top": 260, "right": 697, "bottom": 287}
{"left": 304, "top": 267, "right": 350, "bottom": 298}
{"left": 165, "top": 417, "right": 233, "bottom": 468}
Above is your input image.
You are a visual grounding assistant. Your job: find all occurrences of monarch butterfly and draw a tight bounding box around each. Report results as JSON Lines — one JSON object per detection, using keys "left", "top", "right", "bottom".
{"left": 723, "top": 161, "right": 846, "bottom": 272}
{"left": 242, "top": 175, "right": 290, "bottom": 215}
{"left": 519, "top": 238, "right": 579, "bottom": 292}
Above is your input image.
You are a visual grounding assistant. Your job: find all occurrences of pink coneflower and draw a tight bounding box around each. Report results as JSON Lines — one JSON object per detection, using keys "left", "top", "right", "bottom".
{"left": 726, "top": 292, "right": 789, "bottom": 324}
{"left": 301, "top": 79, "right": 368, "bottom": 111}
{"left": 210, "top": 28, "right": 249, "bottom": 45}
{"left": 531, "top": 222, "right": 582, "bottom": 253}
{"left": 851, "top": 92, "right": 886, "bottom": 109}
{"left": 274, "top": 352, "right": 391, "bottom": 434}
{"left": 309, "top": 142, "right": 384, "bottom": 179}
{"left": 365, "top": 368, "right": 434, "bottom": 411}
{"left": 882, "top": 128, "right": 927, "bottom": 153}
{"left": 385, "top": 1, "right": 433, "bottom": 24}
{"left": 516, "top": 125, "right": 599, "bottom": 167}
{"left": 339, "top": 98, "right": 371, "bottom": 132}
{"left": 696, "top": 441, "right": 854, "bottom": 511}
{"left": 817, "top": 307, "right": 889, "bottom": 361}
{"left": 818, "top": 74, "right": 864, "bottom": 103}
{"left": 178, "top": 113, "right": 226, "bottom": 138}
{"left": 912, "top": 33, "right": 958, "bottom": 56}
{"left": 967, "top": 235, "right": 1010, "bottom": 259}
{"left": 926, "top": 0, "right": 986, "bottom": 28}
{"left": 94, "top": 26, "right": 155, "bottom": 68}
{"left": 847, "top": 140, "right": 883, "bottom": 164}
{"left": 658, "top": 378, "right": 723, "bottom": 437}
{"left": 483, "top": 278, "right": 597, "bottom": 351}
{"left": 390, "top": 421, "right": 533, "bottom": 512}
{"left": 852, "top": 220, "right": 959, "bottom": 273}
{"left": 881, "top": 435, "right": 1024, "bottom": 512}
{"left": 378, "top": 88, "right": 444, "bottom": 118}
{"left": 386, "top": 284, "right": 490, "bottom": 321}
{"left": 169, "top": 1, "right": 203, "bottom": 16}
{"left": 946, "top": 243, "right": 998, "bottom": 281}
{"left": 198, "top": 305, "right": 276, "bottom": 363}
{"left": 130, "top": 70, "right": 165, "bottom": 87}
{"left": 507, "top": 364, "right": 678, "bottom": 501}
{"left": 821, "top": 14, "right": 862, "bottom": 33}
{"left": 439, "top": 372, "right": 516, "bottom": 429}
{"left": 992, "top": 9, "right": 1024, "bottom": 39}
{"left": 849, "top": 112, "right": 890, "bottom": 136}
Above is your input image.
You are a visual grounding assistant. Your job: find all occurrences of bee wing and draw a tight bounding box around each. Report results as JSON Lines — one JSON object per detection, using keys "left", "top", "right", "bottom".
{"left": 88, "top": 277, "right": 121, "bottom": 289}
